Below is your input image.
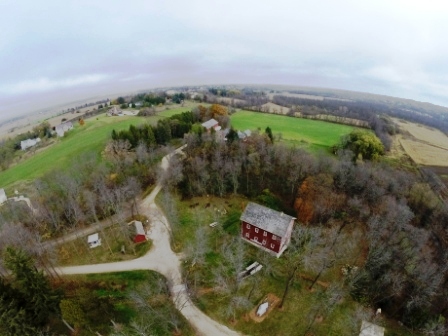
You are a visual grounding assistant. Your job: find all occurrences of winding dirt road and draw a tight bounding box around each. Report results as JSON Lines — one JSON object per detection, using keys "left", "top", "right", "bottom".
{"left": 56, "top": 145, "right": 241, "bottom": 336}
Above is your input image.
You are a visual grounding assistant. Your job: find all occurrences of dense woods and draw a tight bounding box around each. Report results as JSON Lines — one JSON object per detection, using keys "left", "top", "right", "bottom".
{"left": 173, "top": 130, "right": 448, "bottom": 331}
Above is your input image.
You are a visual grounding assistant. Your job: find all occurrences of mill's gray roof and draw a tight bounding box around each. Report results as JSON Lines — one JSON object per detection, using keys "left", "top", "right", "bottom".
{"left": 240, "top": 202, "right": 296, "bottom": 237}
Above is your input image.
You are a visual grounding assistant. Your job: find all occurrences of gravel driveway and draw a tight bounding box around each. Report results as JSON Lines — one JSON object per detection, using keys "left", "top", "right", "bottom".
{"left": 57, "top": 146, "right": 242, "bottom": 336}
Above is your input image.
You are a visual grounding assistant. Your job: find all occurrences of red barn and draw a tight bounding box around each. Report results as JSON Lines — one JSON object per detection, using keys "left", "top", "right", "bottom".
{"left": 240, "top": 202, "right": 295, "bottom": 257}
{"left": 129, "top": 220, "right": 147, "bottom": 243}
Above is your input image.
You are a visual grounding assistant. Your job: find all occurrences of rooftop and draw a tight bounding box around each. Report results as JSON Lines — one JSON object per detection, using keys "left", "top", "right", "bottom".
{"left": 87, "top": 233, "right": 99, "bottom": 243}
{"left": 130, "top": 220, "right": 145, "bottom": 235}
{"left": 240, "top": 202, "right": 296, "bottom": 237}
{"left": 359, "top": 321, "right": 385, "bottom": 336}
{"left": 201, "top": 118, "right": 219, "bottom": 129}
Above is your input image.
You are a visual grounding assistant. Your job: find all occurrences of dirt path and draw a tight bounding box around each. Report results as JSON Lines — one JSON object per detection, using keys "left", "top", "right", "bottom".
{"left": 56, "top": 145, "right": 241, "bottom": 336}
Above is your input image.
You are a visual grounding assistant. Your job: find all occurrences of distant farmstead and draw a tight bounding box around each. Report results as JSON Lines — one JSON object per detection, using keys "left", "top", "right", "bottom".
{"left": 107, "top": 106, "right": 123, "bottom": 116}
{"left": 240, "top": 202, "right": 296, "bottom": 257}
{"left": 20, "top": 138, "right": 41, "bottom": 150}
{"left": 55, "top": 121, "right": 74, "bottom": 137}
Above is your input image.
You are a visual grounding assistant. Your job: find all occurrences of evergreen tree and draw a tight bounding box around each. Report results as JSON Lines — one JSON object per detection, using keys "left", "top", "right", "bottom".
{"left": 226, "top": 128, "right": 239, "bottom": 143}
{"left": 265, "top": 126, "right": 274, "bottom": 143}
{"left": 0, "top": 248, "right": 61, "bottom": 334}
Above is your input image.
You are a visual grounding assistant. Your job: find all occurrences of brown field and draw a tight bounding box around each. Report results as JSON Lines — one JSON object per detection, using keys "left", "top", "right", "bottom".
{"left": 259, "top": 102, "right": 291, "bottom": 114}
{"left": 392, "top": 118, "right": 448, "bottom": 166}
{"left": 267, "top": 91, "right": 350, "bottom": 102}
{"left": 216, "top": 97, "right": 247, "bottom": 105}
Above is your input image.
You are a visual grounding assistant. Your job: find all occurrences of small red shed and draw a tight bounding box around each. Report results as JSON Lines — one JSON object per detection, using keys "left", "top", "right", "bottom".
{"left": 129, "top": 220, "right": 147, "bottom": 243}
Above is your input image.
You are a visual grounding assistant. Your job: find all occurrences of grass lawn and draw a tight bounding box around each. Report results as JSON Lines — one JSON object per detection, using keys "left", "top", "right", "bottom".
{"left": 230, "top": 110, "right": 357, "bottom": 151}
{"left": 0, "top": 112, "right": 160, "bottom": 191}
{"left": 57, "top": 221, "right": 152, "bottom": 266}
{"left": 156, "top": 193, "right": 247, "bottom": 252}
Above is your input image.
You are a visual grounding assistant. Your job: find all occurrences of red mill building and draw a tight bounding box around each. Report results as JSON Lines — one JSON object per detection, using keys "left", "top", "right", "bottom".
{"left": 240, "top": 202, "right": 296, "bottom": 257}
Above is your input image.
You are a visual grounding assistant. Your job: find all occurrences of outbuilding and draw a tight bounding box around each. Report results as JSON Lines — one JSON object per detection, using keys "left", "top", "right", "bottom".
{"left": 87, "top": 233, "right": 102, "bottom": 248}
{"left": 0, "top": 188, "right": 7, "bottom": 205}
{"left": 129, "top": 220, "right": 147, "bottom": 243}
{"left": 359, "top": 320, "right": 385, "bottom": 336}
{"left": 20, "top": 138, "right": 41, "bottom": 150}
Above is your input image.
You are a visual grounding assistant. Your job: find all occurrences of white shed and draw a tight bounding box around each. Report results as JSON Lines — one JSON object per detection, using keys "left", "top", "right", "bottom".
{"left": 359, "top": 320, "right": 385, "bottom": 336}
{"left": 87, "top": 233, "right": 101, "bottom": 248}
{"left": 256, "top": 302, "right": 269, "bottom": 317}
{"left": 0, "top": 188, "right": 7, "bottom": 205}
{"left": 20, "top": 137, "right": 41, "bottom": 150}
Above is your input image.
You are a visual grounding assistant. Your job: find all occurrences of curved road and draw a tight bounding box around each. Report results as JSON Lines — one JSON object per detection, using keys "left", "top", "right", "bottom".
{"left": 56, "top": 145, "right": 241, "bottom": 336}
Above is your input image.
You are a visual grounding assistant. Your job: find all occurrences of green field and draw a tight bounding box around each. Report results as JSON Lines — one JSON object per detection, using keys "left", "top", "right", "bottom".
{"left": 0, "top": 113, "right": 159, "bottom": 191}
{"left": 230, "top": 110, "right": 356, "bottom": 150}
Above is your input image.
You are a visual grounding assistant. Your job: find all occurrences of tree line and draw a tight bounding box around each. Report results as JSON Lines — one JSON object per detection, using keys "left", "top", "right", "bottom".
{"left": 111, "top": 111, "right": 196, "bottom": 148}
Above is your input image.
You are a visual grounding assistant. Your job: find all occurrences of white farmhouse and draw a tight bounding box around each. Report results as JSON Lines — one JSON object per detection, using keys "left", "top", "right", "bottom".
{"left": 20, "top": 138, "right": 41, "bottom": 150}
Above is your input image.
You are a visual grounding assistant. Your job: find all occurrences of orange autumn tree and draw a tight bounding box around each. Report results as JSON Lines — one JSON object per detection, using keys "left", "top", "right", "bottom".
{"left": 209, "top": 104, "right": 228, "bottom": 119}
{"left": 294, "top": 174, "right": 345, "bottom": 224}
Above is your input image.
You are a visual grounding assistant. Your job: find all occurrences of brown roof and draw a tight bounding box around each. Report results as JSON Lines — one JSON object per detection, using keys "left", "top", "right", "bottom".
{"left": 240, "top": 202, "right": 295, "bottom": 237}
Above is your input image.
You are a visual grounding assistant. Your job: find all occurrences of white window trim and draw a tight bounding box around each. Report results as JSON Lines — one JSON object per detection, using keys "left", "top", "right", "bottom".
{"left": 246, "top": 224, "right": 250, "bottom": 229}
{"left": 254, "top": 236, "right": 258, "bottom": 242}
{"left": 270, "top": 243, "right": 275, "bottom": 248}
{"left": 263, "top": 231, "right": 267, "bottom": 236}
{"left": 272, "top": 234, "right": 277, "bottom": 241}
{"left": 245, "top": 233, "right": 249, "bottom": 238}
{"left": 262, "top": 239, "right": 267, "bottom": 245}
{"left": 255, "top": 228, "right": 259, "bottom": 233}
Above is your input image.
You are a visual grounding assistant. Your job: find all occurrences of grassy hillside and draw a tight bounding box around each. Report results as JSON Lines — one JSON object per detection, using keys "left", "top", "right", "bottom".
{"left": 230, "top": 110, "right": 356, "bottom": 150}
{"left": 0, "top": 113, "right": 159, "bottom": 191}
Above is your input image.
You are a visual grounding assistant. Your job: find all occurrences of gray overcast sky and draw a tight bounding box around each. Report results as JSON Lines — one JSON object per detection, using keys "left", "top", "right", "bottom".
{"left": 1, "top": 0, "right": 448, "bottom": 121}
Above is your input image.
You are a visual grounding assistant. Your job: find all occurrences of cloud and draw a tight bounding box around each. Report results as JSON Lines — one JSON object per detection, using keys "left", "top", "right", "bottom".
{"left": 0, "top": 74, "right": 110, "bottom": 95}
